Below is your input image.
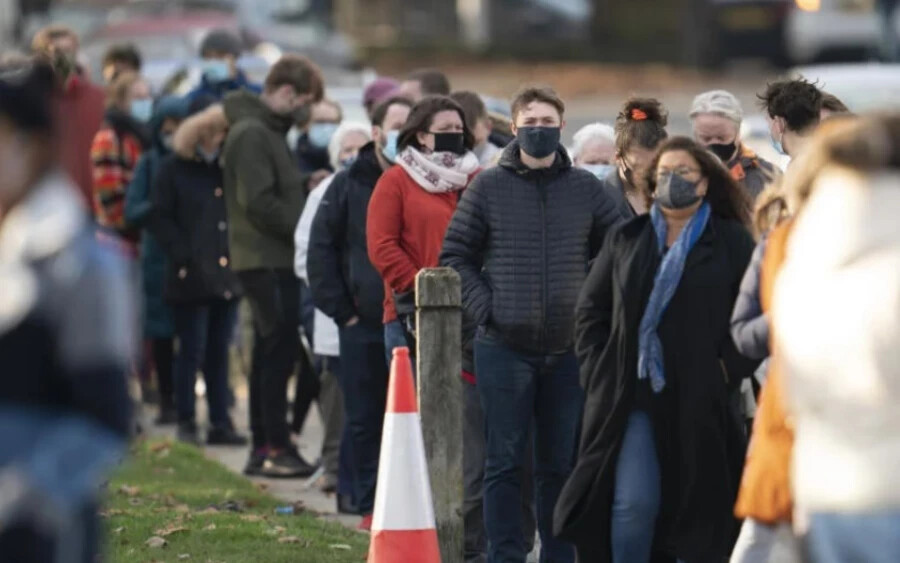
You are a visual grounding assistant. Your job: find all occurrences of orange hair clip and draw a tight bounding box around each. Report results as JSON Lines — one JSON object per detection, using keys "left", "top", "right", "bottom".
{"left": 631, "top": 108, "right": 648, "bottom": 121}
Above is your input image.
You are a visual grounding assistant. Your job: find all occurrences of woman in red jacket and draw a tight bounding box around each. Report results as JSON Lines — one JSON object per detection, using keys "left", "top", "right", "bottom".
{"left": 367, "top": 95, "right": 481, "bottom": 363}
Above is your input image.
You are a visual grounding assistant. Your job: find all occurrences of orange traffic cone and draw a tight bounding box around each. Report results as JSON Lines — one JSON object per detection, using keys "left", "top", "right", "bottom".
{"left": 368, "top": 347, "right": 441, "bottom": 563}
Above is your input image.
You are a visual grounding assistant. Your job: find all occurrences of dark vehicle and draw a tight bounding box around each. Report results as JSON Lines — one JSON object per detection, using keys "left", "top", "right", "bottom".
{"left": 707, "top": 0, "right": 793, "bottom": 67}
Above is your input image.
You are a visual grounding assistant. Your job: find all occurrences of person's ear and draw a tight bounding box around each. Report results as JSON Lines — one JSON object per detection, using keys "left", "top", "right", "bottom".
{"left": 416, "top": 130, "right": 430, "bottom": 148}
{"left": 372, "top": 125, "right": 382, "bottom": 144}
{"left": 697, "top": 176, "right": 710, "bottom": 198}
{"left": 560, "top": 118, "right": 566, "bottom": 131}
{"left": 510, "top": 122, "right": 518, "bottom": 136}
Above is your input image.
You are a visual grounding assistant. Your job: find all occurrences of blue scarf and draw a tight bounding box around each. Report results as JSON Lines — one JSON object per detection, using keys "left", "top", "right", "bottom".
{"left": 637, "top": 202, "right": 711, "bottom": 393}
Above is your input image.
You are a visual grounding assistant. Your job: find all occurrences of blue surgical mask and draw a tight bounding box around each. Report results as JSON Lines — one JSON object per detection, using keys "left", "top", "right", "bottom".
{"left": 581, "top": 163, "right": 615, "bottom": 179}
{"left": 381, "top": 129, "right": 400, "bottom": 163}
{"left": 771, "top": 135, "right": 786, "bottom": 156}
{"left": 201, "top": 59, "right": 231, "bottom": 83}
{"left": 197, "top": 146, "right": 220, "bottom": 164}
{"left": 339, "top": 155, "right": 357, "bottom": 169}
{"left": 130, "top": 98, "right": 153, "bottom": 122}
{"left": 308, "top": 122, "right": 339, "bottom": 149}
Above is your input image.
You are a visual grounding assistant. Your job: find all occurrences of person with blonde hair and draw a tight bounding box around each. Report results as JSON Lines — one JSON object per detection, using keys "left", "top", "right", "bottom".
{"left": 690, "top": 89, "right": 780, "bottom": 202}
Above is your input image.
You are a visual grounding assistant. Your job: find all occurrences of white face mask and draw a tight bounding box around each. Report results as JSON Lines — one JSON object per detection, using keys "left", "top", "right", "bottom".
{"left": 286, "top": 126, "right": 302, "bottom": 150}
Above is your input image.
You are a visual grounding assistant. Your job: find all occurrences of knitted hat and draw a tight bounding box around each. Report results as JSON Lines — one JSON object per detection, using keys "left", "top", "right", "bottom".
{"left": 200, "top": 29, "right": 243, "bottom": 58}
{"left": 363, "top": 77, "right": 400, "bottom": 108}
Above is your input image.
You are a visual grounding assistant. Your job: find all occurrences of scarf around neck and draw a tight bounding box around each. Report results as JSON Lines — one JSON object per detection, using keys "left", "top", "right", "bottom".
{"left": 637, "top": 201, "right": 711, "bottom": 393}
{"left": 397, "top": 146, "right": 480, "bottom": 194}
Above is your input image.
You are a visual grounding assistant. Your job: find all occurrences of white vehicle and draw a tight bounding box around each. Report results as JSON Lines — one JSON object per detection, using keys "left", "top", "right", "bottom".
{"left": 787, "top": 0, "right": 900, "bottom": 63}
{"left": 792, "top": 62, "right": 900, "bottom": 111}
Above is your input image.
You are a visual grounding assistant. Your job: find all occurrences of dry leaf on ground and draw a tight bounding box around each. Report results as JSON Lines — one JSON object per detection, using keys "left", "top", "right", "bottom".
{"left": 197, "top": 507, "right": 219, "bottom": 515}
{"left": 239, "top": 514, "right": 264, "bottom": 522}
{"left": 329, "top": 544, "right": 351, "bottom": 550}
{"left": 277, "top": 536, "right": 302, "bottom": 544}
{"left": 145, "top": 536, "right": 167, "bottom": 548}
{"left": 155, "top": 524, "right": 189, "bottom": 537}
{"left": 150, "top": 441, "right": 172, "bottom": 453}
{"left": 174, "top": 504, "right": 191, "bottom": 513}
{"left": 118, "top": 485, "right": 140, "bottom": 497}
{"left": 177, "top": 555, "right": 191, "bottom": 560}
{"left": 99, "top": 509, "right": 125, "bottom": 518}
{"left": 203, "top": 523, "right": 217, "bottom": 531}
{"left": 112, "top": 526, "right": 126, "bottom": 535}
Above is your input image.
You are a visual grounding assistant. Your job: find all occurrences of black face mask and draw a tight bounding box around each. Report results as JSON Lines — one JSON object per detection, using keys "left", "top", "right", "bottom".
{"left": 655, "top": 172, "right": 701, "bottom": 210}
{"left": 516, "top": 126, "right": 560, "bottom": 159}
{"left": 708, "top": 141, "right": 737, "bottom": 163}
{"left": 432, "top": 132, "right": 466, "bottom": 155}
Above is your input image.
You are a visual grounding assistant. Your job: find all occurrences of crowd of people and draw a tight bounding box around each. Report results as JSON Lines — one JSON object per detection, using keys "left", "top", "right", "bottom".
{"left": 1, "top": 21, "right": 898, "bottom": 563}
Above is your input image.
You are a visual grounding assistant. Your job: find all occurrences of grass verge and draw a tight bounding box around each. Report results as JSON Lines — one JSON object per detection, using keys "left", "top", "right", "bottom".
{"left": 103, "top": 439, "right": 368, "bottom": 562}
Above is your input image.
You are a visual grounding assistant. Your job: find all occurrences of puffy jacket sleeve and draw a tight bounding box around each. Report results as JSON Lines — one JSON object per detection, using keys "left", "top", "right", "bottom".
{"left": 589, "top": 177, "right": 625, "bottom": 259}
{"left": 730, "top": 237, "right": 770, "bottom": 360}
{"left": 229, "top": 125, "right": 300, "bottom": 243}
{"left": 366, "top": 171, "right": 421, "bottom": 294}
{"left": 295, "top": 176, "right": 332, "bottom": 281}
{"left": 440, "top": 175, "right": 493, "bottom": 327}
{"left": 124, "top": 152, "right": 154, "bottom": 228}
{"left": 149, "top": 156, "right": 190, "bottom": 266}
{"left": 575, "top": 227, "right": 616, "bottom": 387}
{"left": 308, "top": 173, "right": 357, "bottom": 326}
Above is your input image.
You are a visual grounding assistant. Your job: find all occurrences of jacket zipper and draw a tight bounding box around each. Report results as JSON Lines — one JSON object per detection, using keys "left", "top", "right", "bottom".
{"left": 538, "top": 176, "right": 548, "bottom": 353}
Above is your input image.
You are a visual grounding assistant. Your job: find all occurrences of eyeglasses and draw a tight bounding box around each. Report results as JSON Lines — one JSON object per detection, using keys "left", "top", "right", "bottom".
{"left": 656, "top": 167, "right": 702, "bottom": 179}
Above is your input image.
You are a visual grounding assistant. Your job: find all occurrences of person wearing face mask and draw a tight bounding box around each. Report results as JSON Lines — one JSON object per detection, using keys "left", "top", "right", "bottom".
{"left": 600, "top": 98, "right": 669, "bottom": 220}
{"left": 758, "top": 78, "right": 823, "bottom": 163}
{"left": 451, "top": 90, "right": 503, "bottom": 167}
{"left": 149, "top": 96, "right": 247, "bottom": 447}
{"left": 31, "top": 25, "right": 105, "bottom": 209}
{"left": 294, "top": 98, "right": 342, "bottom": 175}
{"left": 571, "top": 122, "right": 617, "bottom": 178}
{"left": 221, "top": 54, "right": 324, "bottom": 478}
{"left": 90, "top": 71, "right": 153, "bottom": 257}
{"left": 188, "top": 28, "right": 261, "bottom": 103}
{"left": 440, "top": 86, "right": 621, "bottom": 563}
{"left": 556, "top": 137, "right": 758, "bottom": 563}
{"left": 0, "top": 59, "right": 134, "bottom": 563}
{"left": 368, "top": 96, "right": 481, "bottom": 367}
{"left": 293, "top": 121, "right": 370, "bottom": 503}
{"left": 307, "top": 95, "right": 412, "bottom": 524}
{"left": 690, "top": 89, "right": 780, "bottom": 203}
{"left": 124, "top": 95, "right": 189, "bottom": 425}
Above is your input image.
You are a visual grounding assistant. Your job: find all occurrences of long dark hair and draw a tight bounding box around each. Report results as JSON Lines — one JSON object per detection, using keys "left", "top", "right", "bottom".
{"left": 397, "top": 95, "right": 475, "bottom": 152}
{"left": 646, "top": 136, "right": 751, "bottom": 226}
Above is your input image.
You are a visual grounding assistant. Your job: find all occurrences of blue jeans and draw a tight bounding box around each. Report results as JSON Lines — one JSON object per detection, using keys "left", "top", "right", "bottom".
{"left": 338, "top": 323, "right": 388, "bottom": 514}
{"left": 384, "top": 319, "right": 411, "bottom": 366}
{"left": 173, "top": 300, "right": 237, "bottom": 429}
{"left": 806, "top": 511, "right": 900, "bottom": 563}
{"left": 611, "top": 411, "right": 661, "bottom": 563}
{"left": 474, "top": 333, "right": 583, "bottom": 563}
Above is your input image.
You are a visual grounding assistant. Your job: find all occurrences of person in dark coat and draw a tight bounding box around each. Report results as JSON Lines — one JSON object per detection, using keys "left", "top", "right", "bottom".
{"left": 124, "top": 95, "right": 189, "bottom": 425}
{"left": 554, "top": 137, "right": 759, "bottom": 563}
{"left": 599, "top": 97, "right": 669, "bottom": 220}
{"left": 440, "top": 86, "right": 622, "bottom": 563}
{"left": 307, "top": 95, "right": 412, "bottom": 528}
{"left": 0, "top": 59, "right": 133, "bottom": 563}
{"left": 150, "top": 97, "right": 247, "bottom": 447}
{"left": 187, "top": 28, "right": 261, "bottom": 103}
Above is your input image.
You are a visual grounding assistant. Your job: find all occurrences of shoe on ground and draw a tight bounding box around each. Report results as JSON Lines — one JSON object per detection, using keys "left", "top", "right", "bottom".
{"left": 357, "top": 513, "right": 373, "bottom": 532}
{"left": 336, "top": 493, "right": 359, "bottom": 515}
{"left": 154, "top": 404, "right": 178, "bottom": 426}
{"left": 261, "top": 448, "right": 318, "bottom": 478}
{"left": 243, "top": 448, "right": 268, "bottom": 476}
{"left": 316, "top": 472, "right": 339, "bottom": 494}
{"left": 176, "top": 421, "right": 201, "bottom": 446}
{"left": 207, "top": 427, "right": 249, "bottom": 446}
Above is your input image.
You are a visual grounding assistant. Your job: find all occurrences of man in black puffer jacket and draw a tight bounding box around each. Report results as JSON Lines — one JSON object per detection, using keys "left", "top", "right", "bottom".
{"left": 441, "top": 86, "right": 622, "bottom": 563}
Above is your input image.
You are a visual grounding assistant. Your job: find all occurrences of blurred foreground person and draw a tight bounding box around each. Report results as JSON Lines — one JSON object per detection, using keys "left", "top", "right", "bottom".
{"left": 295, "top": 121, "right": 370, "bottom": 503}
{"left": 151, "top": 98, "right": 247, "bottom": 447}
{"left": 690, "top": 89, "right": 780, "bottom": 202}
{"left": 601, "top": 98, "right": 669, "bottom": 219}
{"left": 0, "top": 61, "right": 133, "bottom": 562}
{"left": 775, "top": 114, "right": 900, "bottom": 562}
{"left": 125, "top": 96, "right": 189, "bottom": 425}
{"left": 819, "top": 92, "right": 851, "bottom": 120}
{"left": 556, "top": 137, "right": 756, "bottom": 562}
{"left": 442, "top": 87, "right": 620, "bottom": 563}
{"left": 32, "top": 24, "right": 104, "bottom": 208}
{"left": 570, "top": 122, "right": 616, "bottom": 177}
{"left": 308, "top": 96, "right": 412, "bottom": 525}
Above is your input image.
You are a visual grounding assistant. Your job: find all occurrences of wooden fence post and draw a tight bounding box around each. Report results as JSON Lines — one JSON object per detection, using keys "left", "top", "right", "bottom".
{"left": 416, "top": 268, "right": 464, "bottom": 563}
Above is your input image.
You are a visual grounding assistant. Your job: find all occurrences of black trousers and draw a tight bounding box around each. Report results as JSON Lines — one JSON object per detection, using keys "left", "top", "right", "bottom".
{"left": 238, "top": 269, "right": 301, "bottom": 450}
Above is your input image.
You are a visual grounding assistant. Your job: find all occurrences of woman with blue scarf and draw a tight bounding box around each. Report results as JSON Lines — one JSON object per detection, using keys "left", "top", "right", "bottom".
{"left": 555, "top": 137, "right": 759, "bottom": 563}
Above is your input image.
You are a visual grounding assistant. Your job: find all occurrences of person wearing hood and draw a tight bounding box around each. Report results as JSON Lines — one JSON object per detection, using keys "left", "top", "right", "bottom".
{"left": 188, "top": 28, "right": 261, "bottom": 103}
{"left": 599, "top": 98, "right": 669, "bottom": 220}
{"left": 221, "top": 54, "right": 324, "bottom": 478}
{"left": 307, "top": 95, "right": 412, "bottom": 524}
{"left": 555, "top": 137, "right": 757, "bottom": 563}
{"left": 367, "top": 96, "right": 481, "bottom": 367}
{"left": 690, "top": 89, "right": 781, "bottom": 202}
{"left": 0, "top": 59, "right": 134, "bottom": 562}
{"left": 150, "top": 97, "right": 247, "bottom": 447}
{"left": 90, "top": 71, "right": 153, "bottom": 256}
{"left": 124, "top": 95, "right": 189, "bottom": 425}
{"left": 440, "top": 86, "right": 621, "bottom": 562}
